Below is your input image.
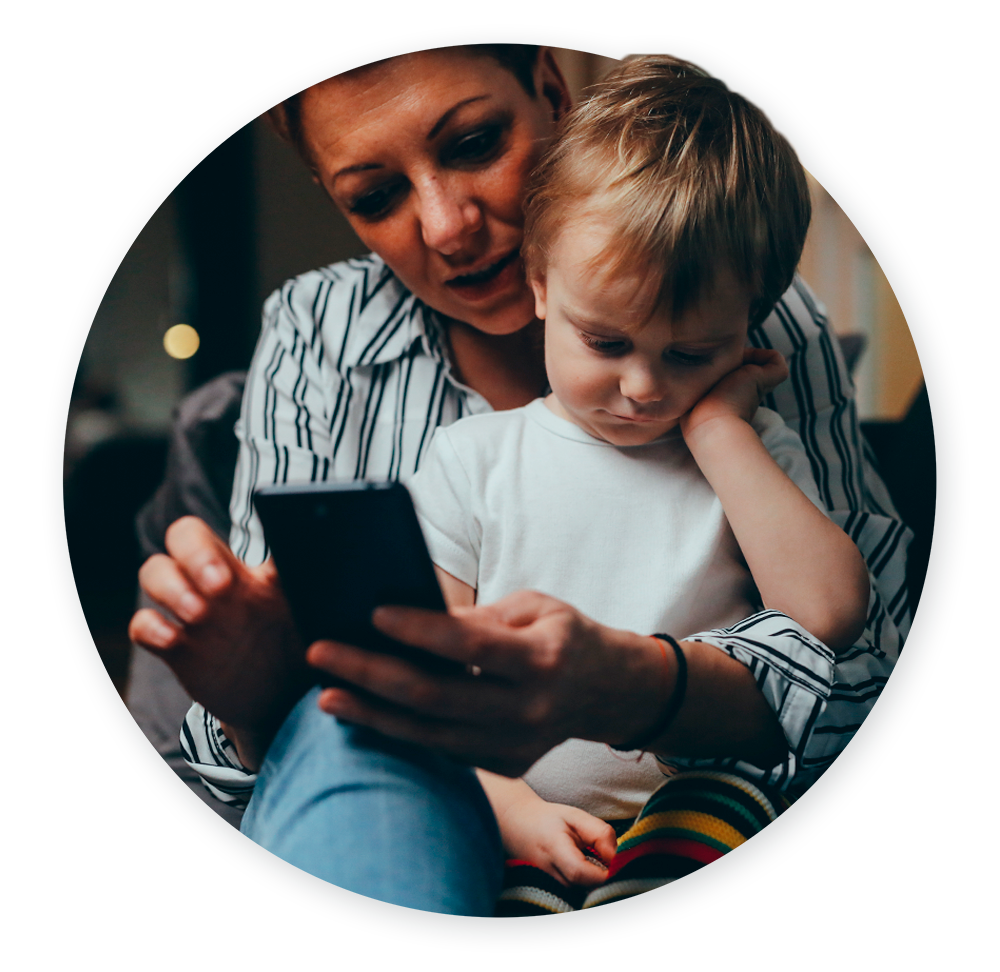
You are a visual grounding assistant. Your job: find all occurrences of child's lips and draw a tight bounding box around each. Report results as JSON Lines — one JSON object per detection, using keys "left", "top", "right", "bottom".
{"left": 609, "top": 411, "right": 669, "bottom": 423}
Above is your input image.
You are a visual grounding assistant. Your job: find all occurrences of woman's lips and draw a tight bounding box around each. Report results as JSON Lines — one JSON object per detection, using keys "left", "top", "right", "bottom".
{"left": 444, "top": 250, "right": 522, "bottom": 302}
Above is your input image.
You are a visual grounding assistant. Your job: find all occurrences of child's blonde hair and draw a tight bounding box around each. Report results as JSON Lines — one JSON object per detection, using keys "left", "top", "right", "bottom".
{"left": 523, "top": 55, "right": 811, "bottom": 327}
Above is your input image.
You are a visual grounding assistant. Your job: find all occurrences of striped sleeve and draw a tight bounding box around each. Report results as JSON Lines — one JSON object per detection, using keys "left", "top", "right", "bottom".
{"left": 180, "top": 703, "right": 258, "bottom": 808}
{"left": 668, "top": 595, "right": 898, "bottom": 794}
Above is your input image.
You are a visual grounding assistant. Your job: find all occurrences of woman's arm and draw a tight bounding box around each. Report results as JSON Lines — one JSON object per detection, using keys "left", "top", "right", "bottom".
{"left": 306, "top": 592, "right": 790, "bottom": 777}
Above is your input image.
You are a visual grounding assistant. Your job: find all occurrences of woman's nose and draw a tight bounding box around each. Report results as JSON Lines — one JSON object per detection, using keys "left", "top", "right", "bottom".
{"left": 417, "top": 177, "right": 483, "bottom": 255}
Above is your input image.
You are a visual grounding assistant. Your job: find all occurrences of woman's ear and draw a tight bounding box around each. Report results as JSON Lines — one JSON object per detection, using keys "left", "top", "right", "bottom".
{"left": 534, "top": 48, "right": 573, "bottom": 124}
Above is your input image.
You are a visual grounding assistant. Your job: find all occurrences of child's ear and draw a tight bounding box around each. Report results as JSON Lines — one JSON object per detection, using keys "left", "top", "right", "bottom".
{"left": 530, "top": 276, "right": 547, "bottom": 320}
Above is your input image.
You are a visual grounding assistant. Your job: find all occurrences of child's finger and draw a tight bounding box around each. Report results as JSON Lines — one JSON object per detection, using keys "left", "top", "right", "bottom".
{"left": 568, "top": 811, "right": 618, "bottom": 865}
{"left": 550, "top": 834, "right": 611, "bottom": 887}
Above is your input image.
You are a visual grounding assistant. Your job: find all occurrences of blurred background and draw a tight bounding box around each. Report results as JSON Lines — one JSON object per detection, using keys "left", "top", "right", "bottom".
{"left": 64, "top": 49, "right": 933, "bottom": 697}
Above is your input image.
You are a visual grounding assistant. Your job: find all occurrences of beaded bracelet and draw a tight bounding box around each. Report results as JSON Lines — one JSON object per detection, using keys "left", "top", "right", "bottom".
{"left": 610, "top": 633, "right": 688, "bottom": 752}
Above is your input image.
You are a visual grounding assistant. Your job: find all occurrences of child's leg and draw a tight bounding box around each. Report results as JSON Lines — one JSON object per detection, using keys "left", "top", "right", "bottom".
{"left": 581, "top": 770, "right": 793, "bottom": 909}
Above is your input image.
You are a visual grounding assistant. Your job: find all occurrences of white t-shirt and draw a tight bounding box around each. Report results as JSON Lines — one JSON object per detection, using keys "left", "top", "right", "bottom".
{"left": 409, "top": 398, "right": 826, "bottom": 820}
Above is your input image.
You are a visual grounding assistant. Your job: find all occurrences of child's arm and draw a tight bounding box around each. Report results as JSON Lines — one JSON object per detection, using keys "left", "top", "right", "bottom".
{"left": 681, "top": 349, "right": 870, "bottom": 651}
{"left": 434, "top": 565, "right": 476, "bottom": 609}
{"left": 476, "top": 769, "right": 617, "bottom": 887}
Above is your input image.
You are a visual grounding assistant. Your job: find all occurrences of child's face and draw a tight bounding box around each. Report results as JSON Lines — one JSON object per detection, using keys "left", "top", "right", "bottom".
{"left": 532, "top": 221, "right": 752, "bottom": 446}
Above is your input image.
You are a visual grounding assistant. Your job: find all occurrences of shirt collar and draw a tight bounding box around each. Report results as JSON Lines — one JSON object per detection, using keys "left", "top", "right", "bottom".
{"left": 340, "top": 256, "right": 451, "bottom": 368}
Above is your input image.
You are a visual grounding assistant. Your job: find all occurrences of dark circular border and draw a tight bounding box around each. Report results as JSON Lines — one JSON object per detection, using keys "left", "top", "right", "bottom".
{"left": 60, "top": 34, "right": 938, "bottom": 925}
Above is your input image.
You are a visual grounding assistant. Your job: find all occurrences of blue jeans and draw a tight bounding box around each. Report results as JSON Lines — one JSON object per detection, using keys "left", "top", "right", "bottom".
{"left": 753, "top": 894, "right": 927, "bottom": 918}
{"left": 241, "top": 688, "right": 505, "bottom": 916}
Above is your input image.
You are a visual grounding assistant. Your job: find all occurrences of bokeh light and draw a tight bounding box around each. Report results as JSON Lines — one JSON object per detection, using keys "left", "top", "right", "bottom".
{"left": 163, "top": 323, "right": 200, "bottom": 359}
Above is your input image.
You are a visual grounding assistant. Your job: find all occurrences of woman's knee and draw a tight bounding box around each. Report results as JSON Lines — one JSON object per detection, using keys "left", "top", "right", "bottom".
{"left": 241, "top": 688, "right": 503, "bottom": 915}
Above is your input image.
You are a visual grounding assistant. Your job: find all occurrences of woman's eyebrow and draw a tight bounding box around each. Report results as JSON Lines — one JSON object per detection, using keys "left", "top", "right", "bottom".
{"left": 332, "top": 162, "right": 382, "bottom": 186}
{"left": 427, "top": 96, "right": 490, "bottom": 140}
{"left": 331, "top": 96, "right": 493, "bottom": 187}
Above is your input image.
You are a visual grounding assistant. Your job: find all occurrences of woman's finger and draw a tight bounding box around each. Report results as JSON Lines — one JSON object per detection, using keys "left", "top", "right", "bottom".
{"left": 163, "top": 516, "right": 236, "bottom": 597}
{"left": 315, "top": 687, "right": 541, "bottom": 776}
{"left": 306, "top": 638, "right": 522, "bottom": 721}
{"left": 370, "top": 604, "right": 540, "bottom": 679}
{"left": 137, "top": 553, "right": 209, "bottom": 625}
{"left": 128, "top": 607, "right": 184, "bottom": 652}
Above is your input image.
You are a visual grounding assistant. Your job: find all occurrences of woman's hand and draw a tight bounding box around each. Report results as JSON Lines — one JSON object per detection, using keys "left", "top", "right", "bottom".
{"left": 306, "top": 590, "right": 788, "bottom": 777}
{"left": 128, "top": 516, "right": 311, "bottom": 770}
{"left": 680, "top": 347, "right": 788, "bottom": 442}
{"left": 307, "top": 591, "right": 667, "bottom": 777}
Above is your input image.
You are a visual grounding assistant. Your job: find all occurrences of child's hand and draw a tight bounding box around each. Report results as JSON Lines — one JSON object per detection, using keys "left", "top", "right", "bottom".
{"left": 499, "top": 798, "right": 618, "bottom": 887}
{"left": 680, "top": 347, "right": 788, "bottom": 442}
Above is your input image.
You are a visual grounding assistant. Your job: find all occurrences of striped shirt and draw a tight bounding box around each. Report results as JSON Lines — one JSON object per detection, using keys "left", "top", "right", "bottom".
{"left": 181, "top": 253, "right": 907, "bottom": 803}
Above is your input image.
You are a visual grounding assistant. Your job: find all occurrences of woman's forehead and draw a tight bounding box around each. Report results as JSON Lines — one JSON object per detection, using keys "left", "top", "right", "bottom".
{"left": 300, "top": 50, "right": 524, "bottom": 153}
{"left": 301, "top": 47, "right": 518, "bottom": 123}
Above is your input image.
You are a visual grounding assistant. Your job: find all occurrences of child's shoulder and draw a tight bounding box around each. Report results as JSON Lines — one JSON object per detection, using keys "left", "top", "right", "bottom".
{"left": 437, "top": 401, "right": 538, "bottom": 449}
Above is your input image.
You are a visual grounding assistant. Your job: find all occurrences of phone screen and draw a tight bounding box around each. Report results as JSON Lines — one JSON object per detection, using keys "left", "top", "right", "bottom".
{"left": 254, "top": 481, "right": 458, "bottom": 675}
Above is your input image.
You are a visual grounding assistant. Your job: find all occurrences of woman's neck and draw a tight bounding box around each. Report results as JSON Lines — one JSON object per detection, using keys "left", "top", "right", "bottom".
{"left": 445, "top": 319, "right": 547, "bottom": 412}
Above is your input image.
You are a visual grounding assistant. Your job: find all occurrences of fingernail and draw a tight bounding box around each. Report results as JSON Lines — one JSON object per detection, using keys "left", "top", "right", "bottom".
{"left": 201, "top": 562, "right": 228, "bottom": 591}
{"left": 147, "top": 617, "right": 175, "bottom": 649}
{"left": 178, "top": 591, "right": 202, "bottom": 622}
{"left": 305, "top": 642, "right": 330, "bottom": 665}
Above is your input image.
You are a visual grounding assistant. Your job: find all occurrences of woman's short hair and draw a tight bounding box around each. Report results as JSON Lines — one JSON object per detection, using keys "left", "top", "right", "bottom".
{"left": 242, "top": 44, "right": 539, "bottom": 171}
{"left": 522, "top": 55, "right": 811, "bottom": 327}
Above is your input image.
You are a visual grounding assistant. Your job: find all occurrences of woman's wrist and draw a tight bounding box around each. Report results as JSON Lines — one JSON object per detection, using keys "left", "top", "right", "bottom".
{"left": 610, "top": 635, "right": 687, "bottom": 752}
{"left": 586, "top": 627, "right": 678, "bottom": 749}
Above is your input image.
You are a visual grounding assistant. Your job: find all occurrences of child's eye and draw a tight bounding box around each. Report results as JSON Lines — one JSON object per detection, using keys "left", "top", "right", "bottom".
{"left": 580, "top": 333, "right": 628, "bottom": 355}
{"left": 348, "top": 178, "right": 408, "bottom": 221}
{"left": 668, "top": 350, "right": 712, "bottom": 367}
{"left": 443, "top": 121, "right": 507, "bottom": 167}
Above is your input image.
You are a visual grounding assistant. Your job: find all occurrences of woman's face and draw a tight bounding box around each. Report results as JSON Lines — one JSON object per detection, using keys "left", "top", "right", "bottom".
{"left": 299, "top": 49, "right": 570, "bottom": 335}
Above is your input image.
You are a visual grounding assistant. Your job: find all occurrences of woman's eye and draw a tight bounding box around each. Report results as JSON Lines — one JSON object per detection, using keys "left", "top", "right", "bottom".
{"left": 444, "top": 123, "right": 505, "bottom": 166}
{"left": 669, "top": 350, "right": 712, "bottom": 367}
{"left": 348, "top": 179, "right": 407, "bottom": 220}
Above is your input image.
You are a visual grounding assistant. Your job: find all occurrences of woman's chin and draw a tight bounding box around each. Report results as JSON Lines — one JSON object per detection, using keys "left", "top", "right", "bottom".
{"left": 449, "top": 293, "right": 538, "bottom": 337}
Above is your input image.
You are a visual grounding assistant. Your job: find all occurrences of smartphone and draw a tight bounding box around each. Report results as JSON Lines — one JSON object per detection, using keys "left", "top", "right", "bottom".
{"left": 254, "top": 481, "right": 461, "bottom": 677}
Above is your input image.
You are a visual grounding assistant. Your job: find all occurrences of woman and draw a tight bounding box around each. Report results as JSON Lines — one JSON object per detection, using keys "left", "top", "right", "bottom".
{"left": 130, "top": 45, "right": 905, "bottom": 915}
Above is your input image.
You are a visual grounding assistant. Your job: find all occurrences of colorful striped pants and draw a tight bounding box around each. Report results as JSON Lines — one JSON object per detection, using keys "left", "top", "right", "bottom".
{"left": 495, "top": 770, "right": 793, "bottom": 916}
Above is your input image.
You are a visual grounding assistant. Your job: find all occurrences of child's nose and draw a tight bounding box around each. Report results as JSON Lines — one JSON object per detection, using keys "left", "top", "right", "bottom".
{"left": 620, "top": 364, "right": 667, "bottom": 404}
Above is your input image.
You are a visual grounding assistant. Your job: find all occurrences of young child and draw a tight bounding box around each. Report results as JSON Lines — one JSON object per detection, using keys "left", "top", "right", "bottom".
{"left": 407, "top": 55, "right": 869, "bottom": 896}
